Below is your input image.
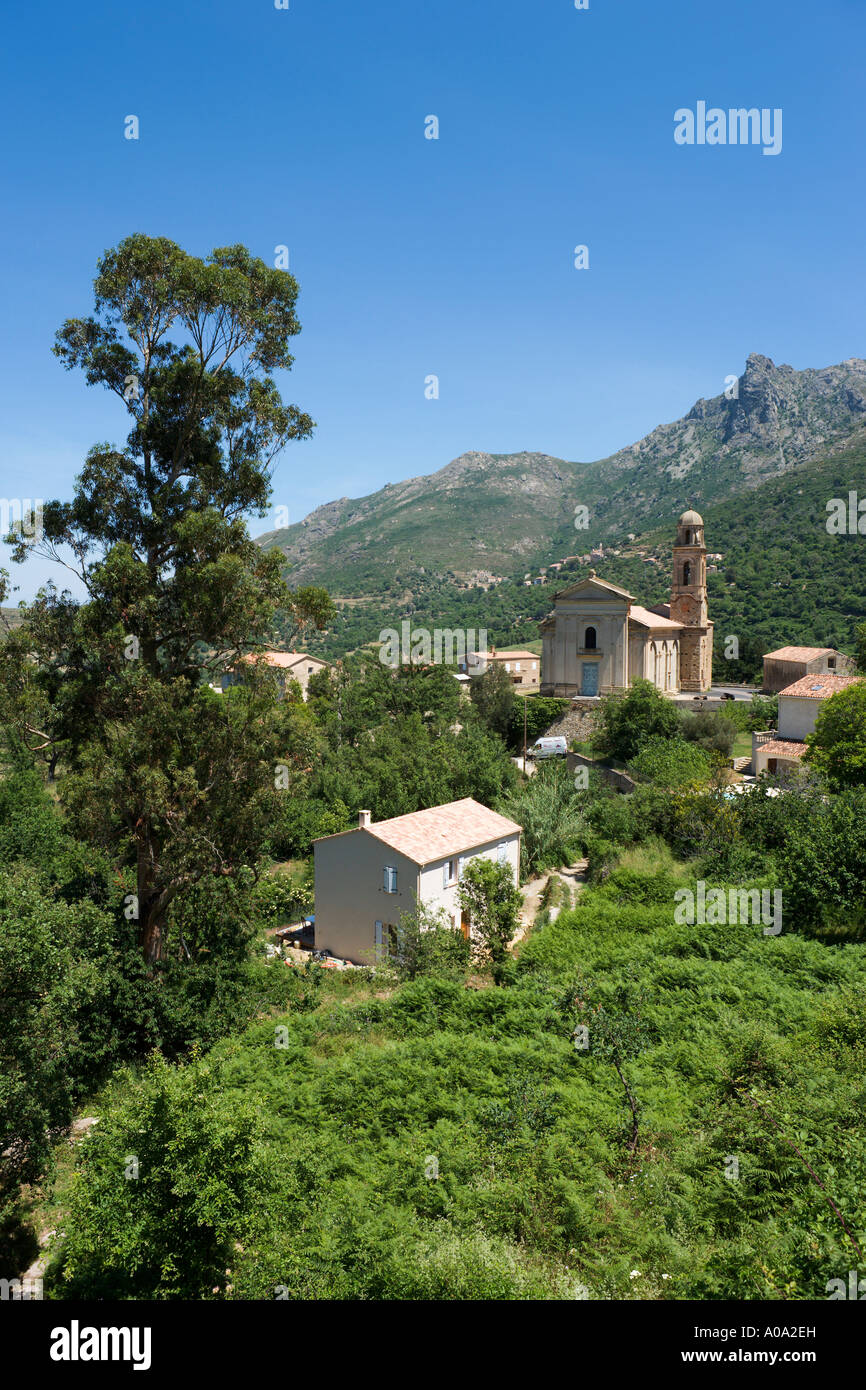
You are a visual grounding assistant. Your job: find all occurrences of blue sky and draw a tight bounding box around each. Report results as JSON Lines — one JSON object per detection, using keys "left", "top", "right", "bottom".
{"left": 1, "top": 0, "right": 864, "bottom": 599}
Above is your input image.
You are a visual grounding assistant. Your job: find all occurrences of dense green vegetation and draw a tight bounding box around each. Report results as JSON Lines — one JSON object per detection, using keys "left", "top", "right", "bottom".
{"left": 50, "top": 840, "right": 866, "bottom": 1301}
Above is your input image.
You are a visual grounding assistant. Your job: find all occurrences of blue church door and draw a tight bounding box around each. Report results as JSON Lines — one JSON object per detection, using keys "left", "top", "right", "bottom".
{"left": 581, "top": 663, "right": 599, "bottom": 696}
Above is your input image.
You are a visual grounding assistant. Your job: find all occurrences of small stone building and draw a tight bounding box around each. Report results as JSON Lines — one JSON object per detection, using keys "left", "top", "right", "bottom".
{"left": 762, "top": 647, "right": 855, "bottom": 695}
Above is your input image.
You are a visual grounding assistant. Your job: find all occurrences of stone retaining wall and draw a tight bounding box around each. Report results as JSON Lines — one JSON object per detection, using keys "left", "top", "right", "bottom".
{"left": 540, "top": 700, "right": 599, "bottom": 744}
{"left": 567, "top": 751, "right": 637, "bottom": 795}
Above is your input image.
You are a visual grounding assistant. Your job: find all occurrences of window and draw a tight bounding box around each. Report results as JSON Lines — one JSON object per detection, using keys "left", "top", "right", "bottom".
{"left": 584, "top": 626, "right": 597, "bottom": 650}
{"left": 682, "top": 561, "right": 692, "bottom": 586}
{"left": 515, "top": 662, "right": 521, "bottom": 671}
{"left": 443, "top": 858, "right": 457, "bottom": 887}
{"left": 497, "top": 841, "right": 508, "bottom": 865}
{"left": 384, "top": 866, "right": 398, "bottom": 893}
{"left": 828, "top": 658, "right": 836, "bottom": 670}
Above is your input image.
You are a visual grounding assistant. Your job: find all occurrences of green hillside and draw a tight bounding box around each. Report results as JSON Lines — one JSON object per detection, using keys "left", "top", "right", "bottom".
{"left": 275, "top": 431, "right": 866, "bottom": 678}
{"left": 261, "top": 354, "right": 866, "bottom": 607}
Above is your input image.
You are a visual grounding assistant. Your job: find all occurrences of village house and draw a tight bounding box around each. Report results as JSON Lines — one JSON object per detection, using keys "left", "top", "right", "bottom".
{"left": 752, "top": 672, "right": 863, "bottom": 776}
{"left": 762, "top": 646, "right": 855, "bottom": 694}
{"left": 313, "top": 798, "right": 522, "bottom": 965}
{"left": 223, "top": 650, "right": 329, "bottom": 701}
{"left": 460, "top": 647, "right": 540, "bottom": 690}
{"left": 540, "top": 510, "right": 714, "bottom": 697}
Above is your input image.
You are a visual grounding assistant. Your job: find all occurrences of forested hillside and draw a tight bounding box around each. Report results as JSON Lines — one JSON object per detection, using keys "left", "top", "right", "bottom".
{"left": 284, "top": 432, "right": 866, "bottom": 680}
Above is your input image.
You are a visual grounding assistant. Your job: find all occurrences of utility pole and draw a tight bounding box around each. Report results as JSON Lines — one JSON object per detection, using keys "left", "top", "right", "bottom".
{"left": 523, "top": 693, "right": 528, "bottom": 773}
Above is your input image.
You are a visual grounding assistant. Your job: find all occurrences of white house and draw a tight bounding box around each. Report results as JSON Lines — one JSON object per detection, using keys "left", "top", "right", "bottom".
{"left": 313, "top": 798, "right": 522, "bottom": 964}
{"left": 752, "top": 673, "right": 862, "bottom": 776}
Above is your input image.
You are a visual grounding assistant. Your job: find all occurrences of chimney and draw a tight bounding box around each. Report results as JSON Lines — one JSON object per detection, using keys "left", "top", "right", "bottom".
{"left": 358, "top": 810, "right": 371, "bottom": 829}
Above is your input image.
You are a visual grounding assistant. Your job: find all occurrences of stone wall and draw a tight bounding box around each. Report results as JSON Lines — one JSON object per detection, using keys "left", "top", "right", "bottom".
{"left": 567, "top": 752, "right": 637, "bottom": 795}
{"left": 539, "top": 700, "right": 600, "bottom": 744}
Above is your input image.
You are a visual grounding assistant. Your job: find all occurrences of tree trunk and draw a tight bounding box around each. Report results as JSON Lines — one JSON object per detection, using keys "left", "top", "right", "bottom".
{"left": 137, "top": 843, "right": 166, "bottom": 964}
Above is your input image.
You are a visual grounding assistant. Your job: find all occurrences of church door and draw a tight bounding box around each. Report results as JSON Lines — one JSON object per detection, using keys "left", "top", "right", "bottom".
{"left": 581, "top": 663, "right": 599, "bottom": 696}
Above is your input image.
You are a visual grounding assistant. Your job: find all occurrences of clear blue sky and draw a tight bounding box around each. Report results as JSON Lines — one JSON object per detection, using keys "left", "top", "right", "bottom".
{"left": 1, "top": 0, "right": 864, "bottom": 599}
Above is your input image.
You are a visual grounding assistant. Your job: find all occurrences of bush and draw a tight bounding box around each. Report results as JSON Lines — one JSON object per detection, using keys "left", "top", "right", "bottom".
{"left": 57, "top": 1055, "right": 263, "bottom": 1299}
{"left": 593, "top": 679, "right": 681, "bottom": 763}
{"left": 388, "top": 900, "right": 471, "bottom": 983}
{"left": 629, "top": 736, "right": 715, "bottom": 789}
{"left": 679, "top": 709, "right": 737, "bottom": 757}
{"left": 252, "top": 869, "right": 313, "bottom": 927}
{"left": 499, "top": 760, "right": 587, "bottom": 878}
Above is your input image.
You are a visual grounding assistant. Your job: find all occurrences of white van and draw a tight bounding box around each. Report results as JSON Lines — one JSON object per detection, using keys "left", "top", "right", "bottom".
{"left": 528, "top": 736, "right": 568, "bottom": 759}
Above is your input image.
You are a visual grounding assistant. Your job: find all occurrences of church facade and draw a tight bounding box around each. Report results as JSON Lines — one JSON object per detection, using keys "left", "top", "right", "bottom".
{"left": 539, "top": 510, "right": 714, "bottom": 697}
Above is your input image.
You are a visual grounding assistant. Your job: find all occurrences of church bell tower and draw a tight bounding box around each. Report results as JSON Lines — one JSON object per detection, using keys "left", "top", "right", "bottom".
{"left": 670, "top": 509, "right": 713, "bottom": 691}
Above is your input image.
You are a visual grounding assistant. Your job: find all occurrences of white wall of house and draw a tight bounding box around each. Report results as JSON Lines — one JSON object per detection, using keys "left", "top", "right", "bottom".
{"left": 418, "top": 835, "right": 521, "bottom": 935}
{"left": 778, "top": 696, "right": 820, "bottom": 741}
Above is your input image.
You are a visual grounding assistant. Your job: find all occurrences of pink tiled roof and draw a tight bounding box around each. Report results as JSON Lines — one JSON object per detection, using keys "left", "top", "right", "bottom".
{"left": 758, "top": 740, "right": 807, "bottom": 759}
{"left": 779, "top": 674, "right": 861, "bottom": 700}
{"left": 483, "top": 650, "right": 539, "bottom": 662}
{"left": 764, "top": 647, "right": 835, "bottom": 662}
{"left": 629, "top": 604, "right": 683, "bottom": 631}
{"left": 240, "top": 651, "right": 324, "bottom": 670}
{"left": 364, "top": 798, "right": 522, "bottom": 865}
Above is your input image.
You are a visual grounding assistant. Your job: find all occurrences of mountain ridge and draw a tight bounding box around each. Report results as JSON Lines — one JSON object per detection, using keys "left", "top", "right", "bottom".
{"left": 259, "top": 353, "right": 866, "bottom": 596}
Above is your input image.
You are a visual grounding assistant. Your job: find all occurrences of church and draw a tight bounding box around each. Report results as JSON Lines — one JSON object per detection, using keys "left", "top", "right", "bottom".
{"left": 539, "top": 510, "right": 714, "bottom": 697}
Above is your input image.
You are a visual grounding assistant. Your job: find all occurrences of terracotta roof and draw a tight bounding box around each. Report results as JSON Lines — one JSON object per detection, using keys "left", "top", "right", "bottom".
{"left": 486, "top": 650, "right": 539, "bottom": 661}
{"left": 344, "top": 798, "right": 521, "bottom": 865}
{"left": 757, "top": 739, "right": 807, "bottom": 759}
{"left": 764, "top": 646, "right": 835, "bottom": 662}
{"left": 628, "top": 604, "right": 683, "bottom": 631}
{"left": 778, "top": 674, "right": 861, "bottom": 700}
{"left": 240, "top": 651, "right": 325, "bottom": 670}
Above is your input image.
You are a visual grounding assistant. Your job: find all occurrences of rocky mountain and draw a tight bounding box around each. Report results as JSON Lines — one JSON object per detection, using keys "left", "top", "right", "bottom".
{"left": 259, "top": 353, "right": 866, "bottom": 596}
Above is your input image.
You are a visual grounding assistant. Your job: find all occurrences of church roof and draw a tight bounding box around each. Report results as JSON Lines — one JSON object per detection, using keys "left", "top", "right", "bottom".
{"left": 679, "top": 509, "right": 704, "bottom": 526}
{"left": 628, "top": 605, "right": 683, "bottom": 631}
{"left": 553, "top": 572, "right": 634, "bottom": 601}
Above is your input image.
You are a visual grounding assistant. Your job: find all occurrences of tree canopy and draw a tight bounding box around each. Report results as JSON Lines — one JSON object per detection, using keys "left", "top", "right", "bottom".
{"left": 2, "top": 235, "right": 314, "bottom": 961}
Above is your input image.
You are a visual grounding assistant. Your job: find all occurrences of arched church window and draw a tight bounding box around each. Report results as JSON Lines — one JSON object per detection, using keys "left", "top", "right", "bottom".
{"left": 584, "top": 626, "right": 597, "bottom": 650}
{"left": 682, "top": 561, "right": 692, "bottom": 586}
